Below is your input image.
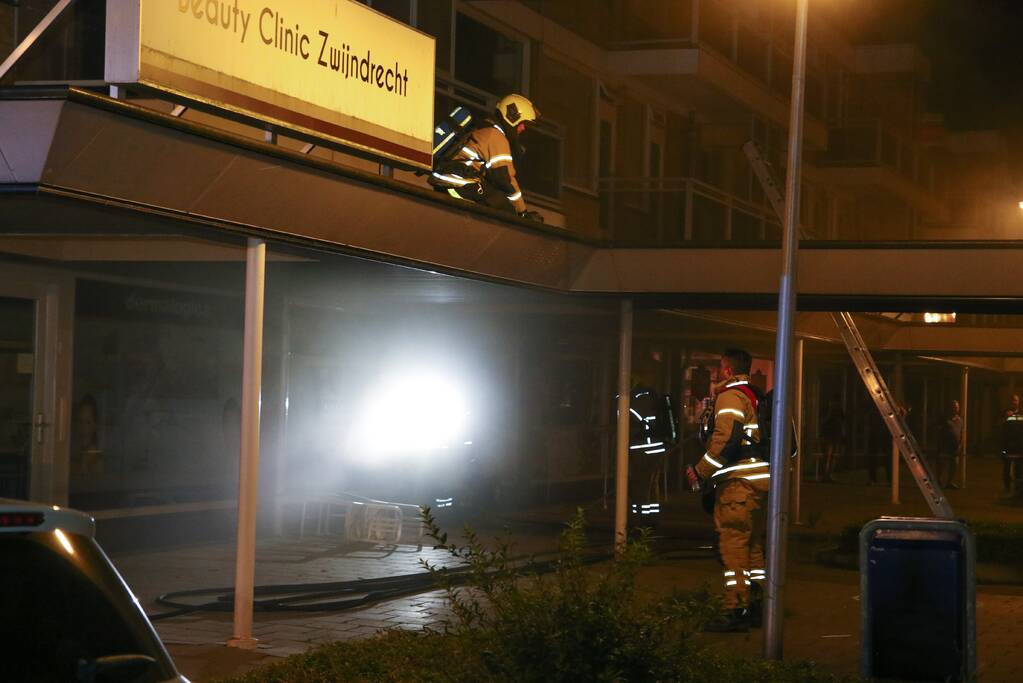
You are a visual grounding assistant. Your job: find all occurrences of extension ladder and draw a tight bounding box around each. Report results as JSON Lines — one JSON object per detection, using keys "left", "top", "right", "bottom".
{"left": 742, "top": 141, "right": 953, "bottom": 519}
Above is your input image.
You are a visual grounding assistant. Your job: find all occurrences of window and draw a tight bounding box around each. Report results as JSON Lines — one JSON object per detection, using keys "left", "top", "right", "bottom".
{"left": 534, "top": 54, "right": 595, "bottom": 190}
{"left": 649, "top": 139, "right": 664, "bottom": 232}
{"left": 771, "top": 50, "right": 792, "bottom": 100}
{"left": 617, "top": 97, "right": 646, "bottom": 210}
{"left": 365, "top": 0, "right": 413, "bottom": 24}
{"left": 0, "top": 4, "right": 14, "bottom": 70}
{"left": 599, "top": 118, "right": 615, "bottom": 232}
{"left": 732, "top": 210, "right": 763, "bottom": 242}
{"left": 691, "top": 193, "right": 727, "bottom": 241}
{"left": 614, "top": 0, "right": 695, "bottom": 44}
{"left": 737, "top": 25, "right": 768, "bottom": 83}
{"left": 806, "top": 71, "right": 825, "bottom": 119}
{"left": 826, "top": 57, "right": 845, "bottom": 123}
{"left": 416, "top": 0, "right": 452, "bottom": 72}
{"left": 5, "top": 0, "right": 105, "bottom": 84}
{"left": 649, "top": 142, "right": 663, "bottom": 179}
{"left": 599, "top": 120, "right": 614, "bottom": 178}
{"left": 517, "top": 124, "right": 562, "bottom": 200}
{"left": 700, "top": 0, "right": 734, "bottom": 59}
{"left": 454, "top": 12, "right": 523, "bottom": 96}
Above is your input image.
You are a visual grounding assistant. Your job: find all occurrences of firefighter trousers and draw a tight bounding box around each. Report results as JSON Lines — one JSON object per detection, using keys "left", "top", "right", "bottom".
{"left": 713, "top": 477, "right": 768, "bottom": 609}
{"left": 444, "top": 182, "right": 516, "bottom": 213}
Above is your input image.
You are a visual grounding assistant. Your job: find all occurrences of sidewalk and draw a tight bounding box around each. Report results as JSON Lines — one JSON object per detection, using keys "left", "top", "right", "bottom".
{"left": 112, "top": 456, "right": 1023, "bottom": 681}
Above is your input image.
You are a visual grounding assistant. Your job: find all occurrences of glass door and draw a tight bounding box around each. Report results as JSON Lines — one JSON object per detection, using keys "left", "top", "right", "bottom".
{"left": 0, "top": 297, "right": 38, "bottom": 499}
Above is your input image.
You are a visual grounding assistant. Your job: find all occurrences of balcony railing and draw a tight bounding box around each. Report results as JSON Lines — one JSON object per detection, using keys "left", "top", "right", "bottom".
{"left": 598, "top": 176, "right": 787, "bottom": 245}
{"left": 822, "top": 119, "right": 937, "bottom": 194}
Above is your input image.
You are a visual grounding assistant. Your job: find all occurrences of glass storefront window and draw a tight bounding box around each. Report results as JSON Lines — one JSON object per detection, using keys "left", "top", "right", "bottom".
{"left": 70, "top": 277, "right": 244, "bottom": 511}
{"left": 454, "top": 12, "right": 523, "bottom": 96}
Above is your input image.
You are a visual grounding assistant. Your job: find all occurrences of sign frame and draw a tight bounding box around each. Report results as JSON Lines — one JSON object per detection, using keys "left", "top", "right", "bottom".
{"left": 105, "top": 0, "right": 435, "bottom": 170}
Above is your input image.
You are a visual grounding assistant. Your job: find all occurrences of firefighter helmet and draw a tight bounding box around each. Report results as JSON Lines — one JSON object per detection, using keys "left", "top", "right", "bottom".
{"left": 495, "top": 94, "right": 540, "bottom": 129}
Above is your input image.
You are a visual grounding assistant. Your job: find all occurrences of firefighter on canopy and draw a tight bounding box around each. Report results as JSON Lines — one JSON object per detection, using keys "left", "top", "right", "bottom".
{"left": 429, "top": 94, "right": 543, "bottom": 220}
{"left": 687, "top": 348, "right": 769, "bottom": 632}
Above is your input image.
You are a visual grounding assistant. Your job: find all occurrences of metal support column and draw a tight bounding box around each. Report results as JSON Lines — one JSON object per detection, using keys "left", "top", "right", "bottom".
{"left": 792, "top": 338, "right": 805, "bottom": 524}
{"left": 614, "top": 300, "right": 633, "bottom": 554}
{"left": 228, "top": 238, "right": 267, "bottom": 650}
{"left": 960, "top": 367, "right": 969, "bottom": 487}
{"left": 764, "top": 0, "right": 809, "bottom": 660}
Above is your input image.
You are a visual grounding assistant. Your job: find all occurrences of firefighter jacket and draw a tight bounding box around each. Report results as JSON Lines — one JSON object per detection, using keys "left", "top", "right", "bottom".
{"left": 694, "top": 375, "right": 769, "bottom": 485}
{"left": 1002, "top": 409, "right": 1023, "bottom": 455}
{"left": 432, "top": 122, "right": 526, "bottom": 213}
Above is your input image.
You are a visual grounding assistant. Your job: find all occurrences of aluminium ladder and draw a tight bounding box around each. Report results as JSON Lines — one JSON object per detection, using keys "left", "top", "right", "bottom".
{"left": 741, "top": 141, "right": 953, "bottom": 519}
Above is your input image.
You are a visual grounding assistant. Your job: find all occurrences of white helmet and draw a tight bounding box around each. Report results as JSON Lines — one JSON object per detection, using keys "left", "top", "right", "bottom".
{"left": 495, "top": 94, "right": 540, "bottom": 129}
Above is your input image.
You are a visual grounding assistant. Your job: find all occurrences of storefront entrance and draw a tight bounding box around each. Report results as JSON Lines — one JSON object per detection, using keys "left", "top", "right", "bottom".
{"left": 0, "top": 264, "right": 74, "bottom": 504}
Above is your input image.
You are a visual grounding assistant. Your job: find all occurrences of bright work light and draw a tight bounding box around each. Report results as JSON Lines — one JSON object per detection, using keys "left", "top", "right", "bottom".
{"left": 350, "top": 370, "right": 471, "bottom": 460}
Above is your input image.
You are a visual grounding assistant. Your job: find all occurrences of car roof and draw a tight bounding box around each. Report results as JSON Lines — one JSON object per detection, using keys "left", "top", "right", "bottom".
{"left": 0, "top": 498, "right": 95, "bottom": 537}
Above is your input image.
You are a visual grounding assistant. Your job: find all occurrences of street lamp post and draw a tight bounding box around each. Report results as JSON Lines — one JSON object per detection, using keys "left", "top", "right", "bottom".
{"left": 764, "top": 0, "right": 810, "bottom": 661}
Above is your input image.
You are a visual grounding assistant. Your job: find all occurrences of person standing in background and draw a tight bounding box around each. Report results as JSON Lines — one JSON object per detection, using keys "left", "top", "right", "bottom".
{"left": 934, "top": 399, "right": 962, "bottom": 490}
{"left": 818, "top": 402, "right": 844, "bottom": 483}
{"left": 1001, "top": 395, "right": 1023, "bottom": 495}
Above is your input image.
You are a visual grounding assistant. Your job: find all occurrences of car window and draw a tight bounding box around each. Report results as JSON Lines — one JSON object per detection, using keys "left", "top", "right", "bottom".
{"left": 0, "top": 532, "right": 176, "bottom": 683}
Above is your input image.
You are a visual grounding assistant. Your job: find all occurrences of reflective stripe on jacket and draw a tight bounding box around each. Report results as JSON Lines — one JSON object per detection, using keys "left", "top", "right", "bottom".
{"left": 694, "top": 375, "right": 768, "bottom": 484}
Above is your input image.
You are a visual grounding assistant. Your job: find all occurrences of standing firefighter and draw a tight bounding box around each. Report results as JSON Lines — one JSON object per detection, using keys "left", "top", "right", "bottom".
{"left": 687, "top": 349, "right": 770, "bottom": 633}
{"left": 430, "top": 94, "right": 543, "bottom": 220}
{"left": 619, "top": 386, "right": 678, "bottom": 526}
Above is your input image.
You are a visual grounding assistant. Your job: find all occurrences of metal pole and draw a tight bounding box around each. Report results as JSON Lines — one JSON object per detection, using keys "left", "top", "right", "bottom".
{"left": 792, "top": 338, "right": 805, "bottom": 524}
{"left": 892, "top": 357, "right": 903, "bottom": 505}
{"left": 229, "top": 238, "right": 266, "bottom": 650}
{"left": 614, "top": 299, "right": 633, "bottom": 555}
{"left": 764, "top": 0, "right": 809, "bottom": 661}
{"left": 960, "top": 367, "right": 969, "bottom": 487}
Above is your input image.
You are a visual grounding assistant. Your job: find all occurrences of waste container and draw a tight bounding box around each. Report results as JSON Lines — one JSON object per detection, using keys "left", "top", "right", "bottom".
{"left": 860, "top": 517, "right": 975, "bottom": 682}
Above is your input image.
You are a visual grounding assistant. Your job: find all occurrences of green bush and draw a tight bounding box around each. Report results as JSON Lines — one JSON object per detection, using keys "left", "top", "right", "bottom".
{"left": 213, "top": 630, "right": 466, "bottom": 683}
{"left": 216, "top": 510, "right": 851, "bottom": 683}
{"left": 420, "top": 508, "right": 718, "bottom": 682}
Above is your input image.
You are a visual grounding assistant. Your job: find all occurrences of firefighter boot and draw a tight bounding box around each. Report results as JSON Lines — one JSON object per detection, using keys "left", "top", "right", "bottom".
{"left": 748, "top": 582, "right": 763, "bottom": 628}
{"left": 703, "top": 607, "right": 750, "bottom": 633}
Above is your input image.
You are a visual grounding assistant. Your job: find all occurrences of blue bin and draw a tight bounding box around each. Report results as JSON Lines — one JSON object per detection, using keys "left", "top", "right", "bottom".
{"left": 860, "top": 517, "right": 975, "bottom": 681}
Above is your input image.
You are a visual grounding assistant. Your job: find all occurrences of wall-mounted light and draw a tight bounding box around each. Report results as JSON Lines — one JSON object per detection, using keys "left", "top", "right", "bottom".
{"left": 923, "top": 312, "right": 956, "bottom": 324}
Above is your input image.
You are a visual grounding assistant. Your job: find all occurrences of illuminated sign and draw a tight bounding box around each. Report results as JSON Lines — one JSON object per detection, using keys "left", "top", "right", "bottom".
{"left": 105, "top": 0, "right": 435, "bottom": 169}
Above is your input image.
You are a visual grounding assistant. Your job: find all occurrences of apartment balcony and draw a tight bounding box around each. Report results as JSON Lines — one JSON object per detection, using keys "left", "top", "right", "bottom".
{"left": 599, "top": 176, "right": 799, "bottom": 246}
{"left": 607, "top": 0, "right": 828, "bottom": 150}
{"left": 818, "top": 119, "right": 948, "bottom": 221}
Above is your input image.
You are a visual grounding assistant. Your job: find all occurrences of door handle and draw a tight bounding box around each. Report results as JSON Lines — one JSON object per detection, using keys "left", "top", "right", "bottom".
{"left": 34, "top": 413, "right": 51, "bottom": 445}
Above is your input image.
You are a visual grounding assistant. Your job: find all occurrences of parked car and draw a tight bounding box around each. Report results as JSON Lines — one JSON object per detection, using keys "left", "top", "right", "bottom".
{"left": 0, "top": 499, "right": 187, "bottom": 682}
